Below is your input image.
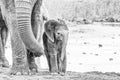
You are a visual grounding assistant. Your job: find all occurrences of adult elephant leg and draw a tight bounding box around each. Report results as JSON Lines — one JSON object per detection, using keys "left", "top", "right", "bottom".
{"left": 27, "top": 50, "right": 38, "bottom": 74}
{"left": 27, "top": 0, "right": 43, "bottom": 72}
{"left": 0, "top": 7, "right": 9, "bottom": 67}
{"left": 0, "top": 30, "right": 3, "bottom": 67}
{"left": 10, "top": 20, "right": 30, "bottom": 75}
{"left": 1, "top": 25, "right": 9, "bottom": 67}
{"left": 27, "top": 49, "right": 38, "bottom": 73}
{"left": 2, "top": 0, "right": 30, "bottom": 74}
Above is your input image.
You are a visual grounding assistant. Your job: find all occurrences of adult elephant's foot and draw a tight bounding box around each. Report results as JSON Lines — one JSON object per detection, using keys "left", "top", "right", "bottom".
{"left": 2, "top": 58, "right": 9, "bottom": 68}
{"left": 29, "top": 61, "right": 38, "bottom": 74}
{"left": 10, "top": 63, "right": 30, "bottom": 75}
{"left": 0, "top": 58, "right": 9, "bottom": 68}
{"left": 27, "top": 51, "right": 38, "bottom": 74}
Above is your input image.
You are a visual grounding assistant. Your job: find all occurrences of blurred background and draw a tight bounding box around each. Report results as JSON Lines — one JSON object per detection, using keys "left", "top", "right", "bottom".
{"left": 44, "top": 0, "right": 120, "bottom": 23}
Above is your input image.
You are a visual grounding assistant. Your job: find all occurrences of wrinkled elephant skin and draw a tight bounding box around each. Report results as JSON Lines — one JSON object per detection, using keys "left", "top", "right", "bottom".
{"left": 0, "top": 0, "right": 44, "bottom": 75}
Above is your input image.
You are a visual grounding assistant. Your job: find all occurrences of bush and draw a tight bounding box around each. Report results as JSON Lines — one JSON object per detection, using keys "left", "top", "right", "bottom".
{"left": 105, "top": 17, "right": 115, "bottom": 22}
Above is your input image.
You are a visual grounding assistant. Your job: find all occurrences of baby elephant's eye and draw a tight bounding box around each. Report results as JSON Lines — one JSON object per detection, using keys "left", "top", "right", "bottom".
{"left": 56, "top": 32, "right": 62, "bottom": 37}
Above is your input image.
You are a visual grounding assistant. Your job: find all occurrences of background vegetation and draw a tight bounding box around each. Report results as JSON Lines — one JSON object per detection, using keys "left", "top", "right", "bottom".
{"left": 44, "top": 0, "right": 120, "bottom": 23}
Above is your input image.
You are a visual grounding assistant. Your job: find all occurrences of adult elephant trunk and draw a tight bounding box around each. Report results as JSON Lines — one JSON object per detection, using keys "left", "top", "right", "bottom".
{"left": 15, "top": 0, "right": 43, "bottom": 56}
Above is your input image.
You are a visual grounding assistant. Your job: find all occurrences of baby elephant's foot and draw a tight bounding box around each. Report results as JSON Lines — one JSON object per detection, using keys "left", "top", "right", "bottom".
{"left": 10, "top": 64, "right": 30, "bottom": 75}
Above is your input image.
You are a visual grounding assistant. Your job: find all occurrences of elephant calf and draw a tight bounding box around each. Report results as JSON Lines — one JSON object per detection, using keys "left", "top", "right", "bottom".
{"left": 43, "top": 19, "right": 69, "bottom": 75}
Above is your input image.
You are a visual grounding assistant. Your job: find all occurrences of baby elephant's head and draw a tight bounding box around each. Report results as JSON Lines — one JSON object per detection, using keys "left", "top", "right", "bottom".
{"left": 44, "top": 19, "right": 68, "bottom": 42}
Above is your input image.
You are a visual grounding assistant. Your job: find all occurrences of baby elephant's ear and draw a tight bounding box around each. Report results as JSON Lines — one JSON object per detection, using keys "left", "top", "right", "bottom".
{"left": 44, "top": 21, "right": 55, "bottom": 42}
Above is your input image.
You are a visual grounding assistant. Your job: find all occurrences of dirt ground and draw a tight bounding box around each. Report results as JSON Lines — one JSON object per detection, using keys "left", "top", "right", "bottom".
{"left": 0, "top": 67, "right": 120, "bottom": 80}
{"left": 2, "top": 22, "right": 120, "bottom": 80}
{"left": 67, "top": 23, "right": 120, "bottom": 73}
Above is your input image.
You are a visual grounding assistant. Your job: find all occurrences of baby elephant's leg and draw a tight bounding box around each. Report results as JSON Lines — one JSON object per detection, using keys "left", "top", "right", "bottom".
{"left": 58, "top": 52, "right": 66, "bottom": 76}
{"left": 49, "top": 50, "right": 58, "bottom": 74}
